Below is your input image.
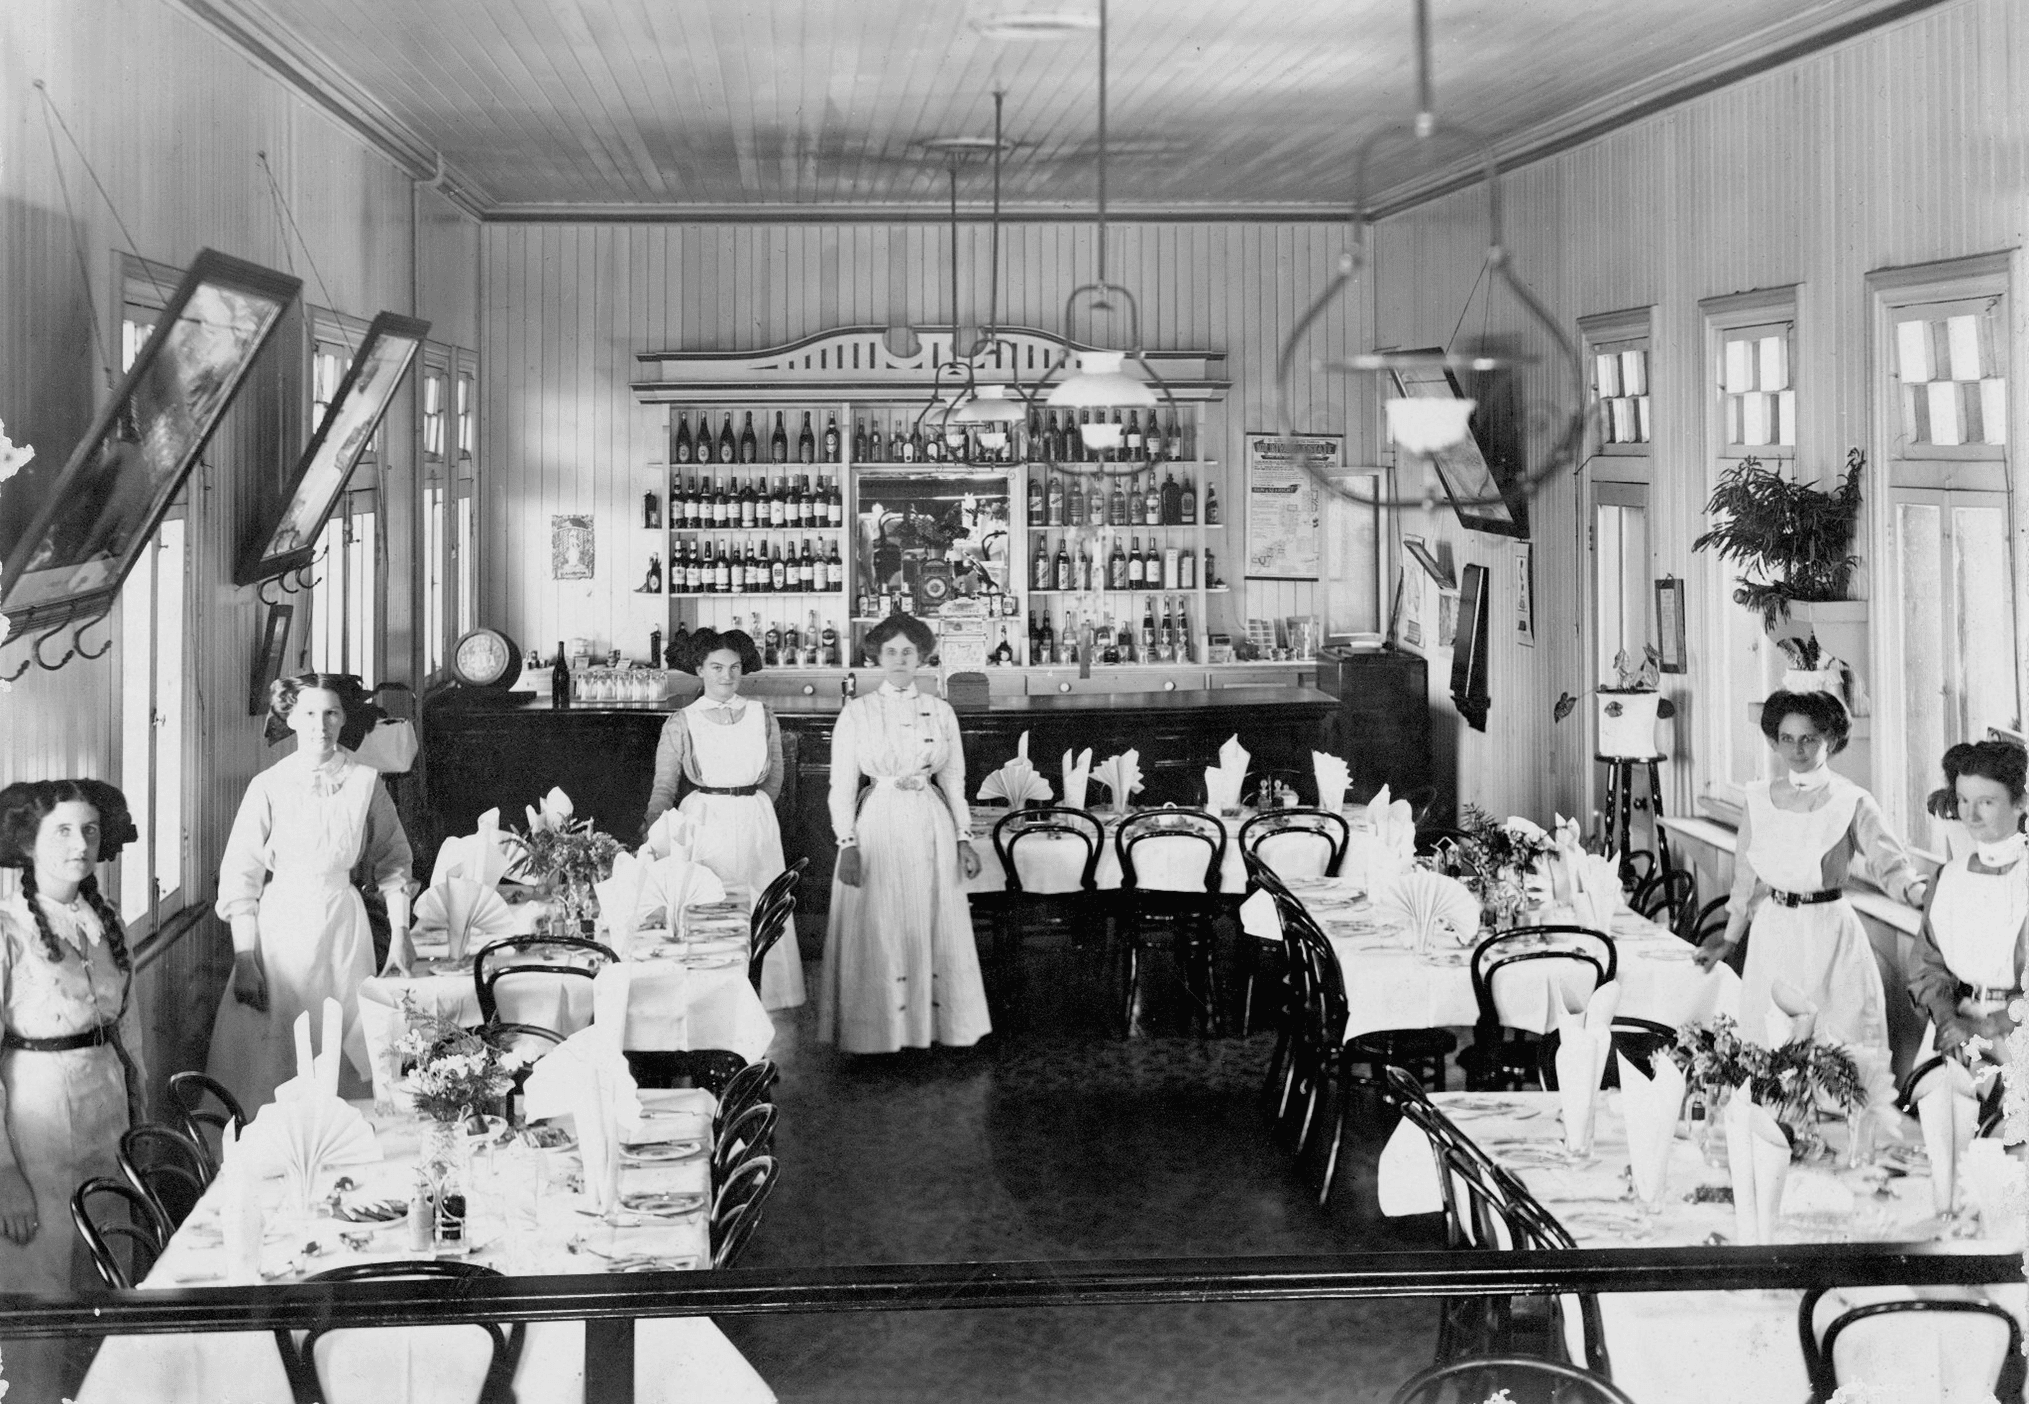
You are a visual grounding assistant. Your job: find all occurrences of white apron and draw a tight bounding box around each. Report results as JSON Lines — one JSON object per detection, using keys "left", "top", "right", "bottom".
{"left": 677, "top": 698, "right": 804, "bottom": 1009}
{"left": 1740, "top": 778, "right": 1895, "bottom": 1105}
{"left": 1915, "top": 854, "right": 2028, "bottom": 1062}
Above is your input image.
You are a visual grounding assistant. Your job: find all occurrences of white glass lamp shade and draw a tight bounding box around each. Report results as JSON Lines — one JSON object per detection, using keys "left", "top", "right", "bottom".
{"left": 950, "top": 385, "right": 1024, "bottom": 426}
{"left": 1080, "top": 421, "right": 1125, "bottom": 451}
{"left": 1047, "top": 351, "right": 1157, "bottom": 410}
{"left": 1386, "top": 396, "right": 1476, "bottom": 455}
{"left": 978, "top": 429, "right": 1009, "bottom": 452}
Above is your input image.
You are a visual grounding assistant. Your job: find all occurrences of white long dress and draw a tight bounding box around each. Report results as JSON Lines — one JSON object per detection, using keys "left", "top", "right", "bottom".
{"left": 678, "top": 696, "right": 805, "bottom": 1009}
{"left": 1735, "top": 774, "right": 1913, "bottom": 1106}
{"left": 1909, "top": 850, "right": 2028, "bottom": 1062}
{"left": 206, "top": 750, "right": 411, "bottom": 1114}
{"left": 0, "top": 893, "right": 143, "bottom": 1399}
{"left": 818, "top": 682, "right": 991, "bottom": 1053}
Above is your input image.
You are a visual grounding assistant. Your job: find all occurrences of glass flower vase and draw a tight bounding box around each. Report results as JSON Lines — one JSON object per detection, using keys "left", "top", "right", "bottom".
{"left": 418, "top": 1116, "right": 471, "bottom": 1254}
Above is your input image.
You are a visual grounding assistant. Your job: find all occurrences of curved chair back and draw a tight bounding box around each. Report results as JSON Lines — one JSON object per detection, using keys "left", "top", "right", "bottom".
{"left": 279, "top": 1260, "right": 523, "bottom": 1404}
{"left": 1390, "top": 1356, "right": 1636, "bottom": 1404}
{"left": 1117, "top": 808, "right": 1226, "bottom": 894}
{"left": 119, "top": 1124, "right": 210, "bottom": 1233}
{"left": 473, "top": 935, "right": 619, "bottom": 1027}
{"left": 166, "top": 1071, "right": 247, "bottom": 1179}
{"left": 1677, "top": 893, "right": 1730, "bottom": 946}
{"left": 748, "top": 899, "right": 796, "bottom": 994}
{"left": 626, "top": 1047, "right": 747, "bottom": 1096}
{"left": 713, "top": 1101, "right": 779, "bottom": 1184}
{"left": 1470, "top": 928, "right": 1616, "bottom": 1032}
{"left": 716, "top": 1058, "right": 780, "bottom": 1134}
{"left": 1799, "top": 1286, "right": 2021, "bottom": 1404}
{"left": 751, "top": 857, "right": 809, "bottom": 925}
{"left": 992, "top": 806, "right": 1105, "bottom": 894}
{"left": 1631, "top": 864, "right": 1695, "bottom": 927}
{"left": 71, "top": 1177, "right": 166, "bottom": 1290}
{"left": 1239, "top": 808, "right": 1351, "bottom": 881}
{"left": 710, "top": 1153, "right": 781, "bottom": 1269}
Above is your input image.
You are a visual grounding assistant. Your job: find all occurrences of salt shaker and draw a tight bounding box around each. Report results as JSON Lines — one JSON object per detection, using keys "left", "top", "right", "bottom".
{"left": 406, "top": 1174, "right": 434, "bottom": 1253}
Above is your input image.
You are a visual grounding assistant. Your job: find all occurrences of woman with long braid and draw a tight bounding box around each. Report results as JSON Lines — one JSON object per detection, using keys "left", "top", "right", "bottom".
{"left": 0, "top": 779, "right": 142, "bottom": 1397}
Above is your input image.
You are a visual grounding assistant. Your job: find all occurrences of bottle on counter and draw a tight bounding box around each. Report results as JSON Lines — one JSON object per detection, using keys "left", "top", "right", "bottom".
{"left": 673, "top": 411, "right": 694, "bottom": 465}
{"left": 551, "top": 643, "right": 570, "bottom": 709}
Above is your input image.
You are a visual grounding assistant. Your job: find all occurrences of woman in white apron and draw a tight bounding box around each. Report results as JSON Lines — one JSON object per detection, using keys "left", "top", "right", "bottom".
{"left": 820, "top": 613, "right": 990, "bottom": 1053}
{"left": 642, "top": 628, "right": 803, "bottom": 1009}
{"left": 1908, "top": 740, "right": 2027, "bottom": 1067}
{"left": 1694, "top": 689, "right": 1926, "bottom": 1106}
{"left": 0, "top": 780, "right": 142, "bottom": 1399}
{"left": 207, "top": 675, "right": 413, "bottom": 1114}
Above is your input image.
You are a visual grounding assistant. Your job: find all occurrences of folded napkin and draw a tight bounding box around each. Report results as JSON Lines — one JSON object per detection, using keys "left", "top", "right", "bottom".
{"left": 1571, "top": 853, "right": 1624, "bottom": 931}
{"left": 430, "top": 807, "right": 516, "bottom": 890}
{"left": 1766, "top": 979, "right": 1817, "bottom": 1047}
{"left": 1548, "top": 813, "right": 1585, "bottom": 905}
{"left": 524, "top": 786, "right": 575, "bottom": 835}
{"left": 1553, "top": 981, "right": 1621, "bottom": 1153}
{"left": 1959, "top": 1137, "right": 2016, "bottom": 1232}
{"left": 593, "top": 959, "right": 691, "bottom": 1049}
{"left": 521, "top": 1024, "right": 643, "bottom": 1215}
{"left": 645, "top": 852, "right": 728, "bottom": 928}
{"left": 1364, "top": 785, "right": 1417, "bottom": 861}
{"left": 1372, "top": 868, "right": 1479, "bottom": 954}
{"left": 1094, "top": 750, "right": 1144, "bottom": 813}
{"left": 413, "top": 877, "right": 517, "bottom": 962}
{"left": 1910, "top": 1057, "right": 1979, "bottom": 1216}
{"left": 979, "top": 731, "right": 1054, "bottom": 807}
{"left": 1062, "top": 748, "right": 1093, "bottom": 811}
{"left": 642, "top": 806, "right": 697, "bottom": 861}
{"left": 593, "top": 850, "right": 652, "bottom": 949}
{"left": 1616, "top": 1050, "right": 1685, "bottom": 1205}
{"left": 1204, "top": 734, "right": 1249, "bottom": 812}
{"left": 1312, "top": 752, "right": 1351, "bottom": 814}
{"left": 240, "top": 1004, "right": 381, "bottom": 1186}
{"left": 1724, "top": 1096, "right": 1791, "bottom": 1243}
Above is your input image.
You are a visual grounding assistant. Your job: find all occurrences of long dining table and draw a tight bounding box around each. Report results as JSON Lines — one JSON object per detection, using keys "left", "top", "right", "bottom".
{"left": 1378, "top": 1089, "right": 2027, "bottom": 1402}
{"left": 75, "top": 1089, "right": 774, "bottom": 1404}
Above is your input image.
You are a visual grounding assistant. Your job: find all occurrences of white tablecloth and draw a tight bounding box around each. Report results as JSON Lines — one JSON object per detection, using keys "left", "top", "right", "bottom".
{"left": 1238, "top": 880, "right": 1739, "bottom": 1041}
{"left": 77, "top": 1092, "right": 774, "bottom": 1404}
{"left": 1378, "top": 1091, "right": 2026, "bottom": 1403}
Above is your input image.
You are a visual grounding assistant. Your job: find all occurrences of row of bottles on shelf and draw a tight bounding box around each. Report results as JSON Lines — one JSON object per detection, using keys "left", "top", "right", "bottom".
{"left": 1028, "top": 466, "right": 1217, "bottom": 529}
{"left": 649, "top": 471, "right": 845, "bottom": 531}
{"left": 643, "top": 537, "right": 847, "bottom": 595}
{"left": 697, "top": 612, "right": 844, "bottom": 668}
{"left": 1031, "top": 535, "right": 1221, "bottom": 593}
{"left": 674, "top": 410, "right": 842, "bottom": 466}
{"left": 1024, "top": 598, "right": 1195, "bottom": 666}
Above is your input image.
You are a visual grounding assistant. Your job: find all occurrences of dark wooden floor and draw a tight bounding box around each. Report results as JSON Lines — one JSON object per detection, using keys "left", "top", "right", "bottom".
{"left": 719, "top": 952, "right": 1446, "bottom": 1403}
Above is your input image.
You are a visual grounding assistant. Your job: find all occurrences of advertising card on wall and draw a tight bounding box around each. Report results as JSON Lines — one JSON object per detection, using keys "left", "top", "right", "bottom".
{"left": 1244, "top": 434, "right": 1334, "bottom": 580}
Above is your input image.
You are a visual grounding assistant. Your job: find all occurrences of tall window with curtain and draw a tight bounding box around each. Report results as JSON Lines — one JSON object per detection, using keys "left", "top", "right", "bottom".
{"left": 453, "top": 352, "right": 479, "bottom": 639}
{"left": 420, "top": 350, "right": 450, "bottom": 680}
{"left": 303, "top": 310, "right": 382, "bottom": 688}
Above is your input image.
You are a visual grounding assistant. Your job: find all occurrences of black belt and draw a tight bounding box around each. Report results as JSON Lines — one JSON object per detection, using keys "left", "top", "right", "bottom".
{"left": 692, "top": 783, "right": 761, "bottom": 796}
{"left": 1769, "top": 887, "right": 1843, "bottom": 908}
{"left": 1960, "top": 983, "right": 2020, "bottom": 1004}
{"left": 4, "top": 1021, "right": 120, "bottom": 1052}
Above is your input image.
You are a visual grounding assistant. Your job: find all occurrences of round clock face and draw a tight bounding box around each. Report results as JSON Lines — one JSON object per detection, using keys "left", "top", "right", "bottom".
{"left": 453, "top": 628, "right": 522, "bottom": 689}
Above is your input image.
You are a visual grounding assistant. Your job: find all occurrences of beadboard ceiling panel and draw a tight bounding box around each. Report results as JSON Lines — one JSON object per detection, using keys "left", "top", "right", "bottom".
{"left": 186, "top": 0, "right": 1944, "bottom": 217}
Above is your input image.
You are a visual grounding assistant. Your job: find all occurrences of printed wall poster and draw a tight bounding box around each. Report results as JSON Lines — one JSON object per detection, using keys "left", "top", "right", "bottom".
{"left": 1513, "top": 542, "right": 1535, "bottom": 647}
{"left": 1244, "top": 434, "right": 1334, "bottom": 580}
{"left": 552, "top": 515, "right": 595, "bottom": 579}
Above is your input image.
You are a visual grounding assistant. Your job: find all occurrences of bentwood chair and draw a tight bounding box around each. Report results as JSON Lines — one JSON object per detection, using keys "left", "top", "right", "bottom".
{"left": 748, "top": 895, "right": 798, "bottom": 995}
{"left": 1798, "top": 1287, "right": 2023, "bottom": 1404}
{"left": 1116, "top": 808, "right": 1227, "bottom": 1037}
{"left": 1236, "top": 809, "right": 1351, "bottom": 1034}
{"left": 1462, "top": 928, "right": 1615, "bottom": 1092}
{"left": 710, "top": 1154, "right": 781, "bottom": 1269}
{"left": 1534, "top": 1014, "right": 1679, "bottom": 1092}
{"left": 275, "top": 1260, "right": 525, "bottom": 1404}
{"left": 1389, "top": 1357, "right": 1638, "bottom": 1404}
{"left": 715, "top": 1058, "right": 780, "bottom": 1136}
{"left": 981, "top": 806, "right": 1108, "bottom": 1031}
{"left": 1631, "top": 863, "right": 1696, "bottom": 930}
{"left": 712, "top": 1100, "right": 779, "bottom": 1185}
{"left": 71, "top": 1177, "right": 166, "bottom": 1290}
{"left": 473, "top": 935, "right": 619, "bottom": 1029}
{"left": 119, "top": 1124, "right": 210, "bottom": 1233}
{"left": 486, "top": 1022, "right": 563, "bottom": 1120}
{"left": 626, "top": 1047, "right": 747, "bottom": 1096}
{"left": 751, "top": 856, "right": 809, "bottom": 928}
{"left": 166, "top": 1071, "right": 247, "bottom": 1180}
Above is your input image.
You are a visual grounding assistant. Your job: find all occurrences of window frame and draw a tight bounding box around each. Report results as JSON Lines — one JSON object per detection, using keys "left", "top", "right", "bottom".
{"left": 418, "top": 345, "right": 453, "bottom": 683}
{"left": 452, "top": 349, "right": 480, "bottom": 642}
{"left": 301, "top": 307, "right": 385, "bottom": 688}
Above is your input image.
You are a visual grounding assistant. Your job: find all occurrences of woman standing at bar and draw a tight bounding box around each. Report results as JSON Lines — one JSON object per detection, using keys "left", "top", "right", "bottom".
{"left": 1694, "top": 688, "right": 1926, "bottom": 1105}
{"left": 642, "top": 627, "right": 803, "bottom": 1009}
{"left": 207, "top": 674, "right": 413, "bottom": 1113}
{"left": 0, "top": 779, "right": 141, "bottom": 1398}
{"left": 820, "top": 613, "right": 990, "bottom": 1052}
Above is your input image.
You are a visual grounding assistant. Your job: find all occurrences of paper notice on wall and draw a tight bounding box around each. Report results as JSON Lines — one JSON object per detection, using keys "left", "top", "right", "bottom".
{"left": 1244, "top": 435, "right": 1332, "bottom": 580}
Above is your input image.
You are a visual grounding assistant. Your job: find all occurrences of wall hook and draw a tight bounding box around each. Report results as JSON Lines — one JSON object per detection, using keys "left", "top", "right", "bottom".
{"left": 73, "top": 610, "right": 112, "bottom": 661}
{"left": 32, "top": 620, "right": 76, "bottom": 673}
{"left": 292, "top": 565, "right": 318, "bottom": 592}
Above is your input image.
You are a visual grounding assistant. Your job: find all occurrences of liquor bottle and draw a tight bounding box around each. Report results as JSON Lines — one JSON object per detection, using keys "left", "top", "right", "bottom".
{"left": 1159, "top": 597, "right": 1175, "bottom": 661}
{"left": 763, "top": 619, "right": 782, "bottom": 666}
{"left": 737, "top": 412, "right": 758, "bottom": 464}
{"left": 1161, "top": 470, "right": 1182, "bottom": 526}
{"left": 907, "top": 419, "right": 924, "bottom": 464}
{"left": 783, "top": 475, "right": 800, "bottom": 528}
{"left": 719, "top": 539, "right": 736, "bottom": 593}
{"left": 1127, "top": 536, "right": 1145, "bottom": 588}
{"left": 1088, "top": 476, "right": 1107, "bottom": 528}
{"left": 784, "top": 617, "right": 803, "bottom": 663}
{"left": 688, "top": 541, "right": 705, "bottom": 592}
{"left": 1204, "top": 484, "right": 1221, "bottom": 526}
{"left": 1033, "top": 537, "right": 1054, "bottom": 591}
{"left": 1108, "top": 537, "right": 1128, "bottom": 590}
{"left": 1181, "top": 473, "right": 1197, "bottom": 525}
{"left": 732, "top": 475, "right": 751, "bottom": 529}
{"left": 993, "top": 626, "right": 1014, "bottom": 665}
{"left": 790, "top": 411, "right": 809, "bottom": 464}
{"left": 551, "top": 643, "right": 570, "bottom": 708}
{"left": 727, "top": 541, "right": 744, "bottom": 594}
{"left": 717, "top": 413, "right": 737, "bottom": 465}
{"left": 921, "top": 423, "right": 942, "bottom": 463}
{"left": 1125, "top": 409, "right": 1143, "bottom": 459}
{"left": 1175, "top": 600, "right": 1192, "bottom": 662}
{"left": 694, "top": 541, "right": 709, "bottom": 593}
{"left": 828, "top": 475, "right": 844, "bottom": 527}
{"left": 800, "top": 538, "right": 817, "bottom": 591}
{"left": 643, "top": 489, "right": 661, "bottom": 530}
{"left": 1205, "top": 548, "right": 1220, "bottom": 588}
{"left": 668, "top": 473, "right": 686, "bottom": 527}
{"left": 769, "top": 542, "right": 787, "bottom": 591}
{"left": 671, "top": 411, "right": 692, "bottom": 466}
{"left": 1039, "top": 613, "right": 1057, "bottom": 665}
{"left": 1179, "top": 548, "right": 1196, "bottom": 590}
{"left": 1108, "top": 475, "right": 1128, "bottom": 527}
{"left": 1143, "top": 472, "right": 1161, "bottom": 526}
{"left": 1141, "top": 597, "right": 1157, "bottom": 657}
{"left": 770, "top": 476, "right": 787, "bottom": 528}
{"left": 827, "top": 538, "right": 844, "bottom": 588}
{"left": 842, "top": 669, "right": 857, "bottom": 699}
{"left": 1054, "top": 539, "right": 1072, "bottom": 592}
{"left": 1062, "top": 611, "right": 1078, "bottom": 665}
{"left": 1062, "top": 477, "right": 1080, "bottom": 528}
{"left": 853, "top": 416, "right": 869, "bottom": 464}
{"left": 821, "top": 616, "right": 840, "bottom": 666}
{"left": 1026, "top": 409, "right": 1044, "bottom": 462}
{"left": 1027, "top": 470, "right": 1045, "bottom": 526}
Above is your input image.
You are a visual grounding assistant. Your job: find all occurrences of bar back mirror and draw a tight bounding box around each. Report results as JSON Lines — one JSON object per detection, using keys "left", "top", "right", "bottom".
{"left": 237, "top": 311, "right": 429, "bottom": 585}
{"left": 0, "top": 249, "right": 301, "bottom": 641}
{"left": 853, "top": 469, "right": 1014, "bottom": 607}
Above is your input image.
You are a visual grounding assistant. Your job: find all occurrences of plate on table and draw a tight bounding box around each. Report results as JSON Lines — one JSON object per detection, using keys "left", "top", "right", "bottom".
{"left": 679, "top": 951, "right": 745, "bottom": 970}
{"left": 1639, "top": 944, "right": 1696, "bottom": 962}
{"left": 333, "top": 1195, "right": 409, "bottom": 1224}
{"left": 523, "top": 1123, "right": 577, "bottom": 1152}
{"left": 685, "top": 901, "right": 744, "bottom": 916}
{"left": 617, "top": 1190, "right": 707, "bottom": 1217}
{"left": 1444, "top": 1098, "right": 1540, "bottom": 1121}
{"left": 461, "top": 1114, "right": 510, "bottom": 1144}
{"left": 621, "top": 1138, "right": 706, "bottom": 1165}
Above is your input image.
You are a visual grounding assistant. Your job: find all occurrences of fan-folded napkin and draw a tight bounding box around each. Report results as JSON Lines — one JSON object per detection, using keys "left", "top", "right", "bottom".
{"left": 1766, "top": 980, "right": 1817, "bottom": 1047}
{"left": 240, "top": 1002, "right": 381, "bottom": 1185}
{"left": 642, "top": 807, "right": 697, "bottom": 860}
{"left": 1203, "top": 735, "right": 1249, "bottom": 811}
{"left": 520, "top": 1023, "right": 642, "bottom": 1214}
{"left": 1372, "top": 868, "right": 1479, "bottom": 951}
{"left": 979, "top": 731, "right": 1054, "bottom": 807}
{"left": 1094, "top": 750, "right": 1144, "bottom": 813}
{"left": 593, "top": 850, "right": 652, "bottom": 948}
{"left": 1312, "top": 752, "right": 1350, "bottom": 814}
{"left": 1723, "top": 1097, "right": 1791, "bottom": 1243}
{"left": 1615, "top": 1050, "right": 1684, "bottom": 1205}
{"left": 1570, "top": 854, "right": 1624, "bottom": 932}
{"left": 429, "top": 807, "right": 516, "bottom": 891}
{"left": 524, "top": 786, "right": 575, "bottom": 835}
{"left": 1553, "top": 981, "right": 1621, "bottom": 1153}
{"left": 1061, "top": 748, "right": 1093, "bottom": 811}
{"left": 1910, "top": 1056, "right": 1979, "bottom": 1216}
{"left": 645, "top": 852, "right": 728, "bottom": 929}
{"left": 413, "top": 877, "right": 517, "bottom": 962}
{"left": 1548, "top": 813, "right": 1585, "bottom": 904}
{"left": 1364, "top": 786, "right": 1417, "bottom": 860}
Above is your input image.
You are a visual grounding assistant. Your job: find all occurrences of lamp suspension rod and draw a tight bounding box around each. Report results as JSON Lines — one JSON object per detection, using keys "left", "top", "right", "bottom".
{"left": 1413, "top": 0, "right": 1435, "bottom": 135}
{"left": 1095, "top": 0, "right": 1109, "bottom": 288}
{"left": 988, "top": 90, "right": 1003, "bottom": 338}
{"left": 949, "top": 161, "right": 961, "bottom": 360}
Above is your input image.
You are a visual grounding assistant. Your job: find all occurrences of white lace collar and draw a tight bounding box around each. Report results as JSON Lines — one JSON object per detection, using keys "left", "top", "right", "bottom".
{"left": 878, "top": 680, "right": 919, "bottom": 698}
{"left": 286, "top": 748, "right": 356, "bottom": 797}
{"left": 33, "top": 892, "right": 102, "bottom": 953}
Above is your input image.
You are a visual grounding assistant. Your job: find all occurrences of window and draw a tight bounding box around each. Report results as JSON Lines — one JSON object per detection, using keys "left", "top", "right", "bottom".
{"left": 1699, "top": 290, "right": 1799, "bottom": 814}
{"left": 1582, "top": 310, "right": 1657, "bottom": 806}
{"left": 1871, "top": 257, "right": 2018, "bottom": 849}
{"left": 302, "top": 311, "right": 386, "bottom": 688}
{"left": 453, "top": 356, "right": 480, "bottom": 639}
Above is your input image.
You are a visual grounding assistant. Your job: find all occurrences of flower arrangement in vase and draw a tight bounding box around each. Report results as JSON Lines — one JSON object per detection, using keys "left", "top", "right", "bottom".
{"left": 1669, "top": 1015, "right": 1865, "bottom": 1160}
{"left": 511, "top": 814, "right": 621, "bottom": 933}
{"left": 394, "top": 994, "right": 522, "bottom": 1129}
{"left": 1432, "top": 805, "right": 1558, "bottom": 928}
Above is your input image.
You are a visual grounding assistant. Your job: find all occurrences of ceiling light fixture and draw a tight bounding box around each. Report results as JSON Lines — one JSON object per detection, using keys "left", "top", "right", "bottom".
{"left": 973, "top": 8, "right": 1100, "bottom": 42}
{"left": 1273, "top": 0, "right": 1588, "bottom": 511}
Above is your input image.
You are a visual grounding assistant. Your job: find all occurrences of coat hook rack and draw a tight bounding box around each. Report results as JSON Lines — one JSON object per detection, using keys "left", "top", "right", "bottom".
{"left": 72, "top": 609, "right": 112, "bottom": 661}
{"left": 2, "top": 607, "right": 117, "bottom": 683}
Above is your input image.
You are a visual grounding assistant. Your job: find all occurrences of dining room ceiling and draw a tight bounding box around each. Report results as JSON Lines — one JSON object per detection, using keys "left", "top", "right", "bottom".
{"left": 188, "top": 0, "right": 1939, "bottom": 219}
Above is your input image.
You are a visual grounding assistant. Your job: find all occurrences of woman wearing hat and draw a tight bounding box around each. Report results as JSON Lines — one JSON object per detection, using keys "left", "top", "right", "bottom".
{"left": 0, "top": 778, "right": 143, "bottom": 1395}
{"left": 819, "top": 613, "right": 990, "bottom": 1052}
{"left": 206, "top": 672, "right": 413, "bottom": 1113}
{"left": 1694, "top": 688, "right": 1926, "bottom": 1105}
{"left": 642, "top": 627, "right": 803, "bottom": 1009}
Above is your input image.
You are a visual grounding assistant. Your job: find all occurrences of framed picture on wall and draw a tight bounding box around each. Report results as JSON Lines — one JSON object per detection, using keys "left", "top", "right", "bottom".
{"left": 1243, "top": 433, "right": 1333, "bottom": 580}
{"left": 1513, "top": 542, "right": 1535, "bottom": 647}
{"left": 1655, "top": 575, "right": 1688, "bottom": 673}
{"left": 1386, "top": 353, "right": 1530, "bottom": 539}
{"left": 248, "top": 601, "right": 294, "bottom": 715}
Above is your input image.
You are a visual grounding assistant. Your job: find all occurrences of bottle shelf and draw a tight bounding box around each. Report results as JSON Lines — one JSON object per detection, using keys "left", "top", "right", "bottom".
{"left": 667, "top": 525, "right": 845, "bottom": 534}
{"left": 1024, "top": 522, "right": 1216, "bottom": 532}
{"left": 669, "top": 591, "right": 848, "bottom": 600}
{"left": 1028, "top": 588, "right": 1202, "bottom": 596}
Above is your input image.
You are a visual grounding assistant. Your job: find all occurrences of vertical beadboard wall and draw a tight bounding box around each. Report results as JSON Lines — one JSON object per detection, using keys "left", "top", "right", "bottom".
{"left": 1, "top": 0, "right": 477, "bottom": 1098}
{"left": 478, "top": 221, "right": 1370, "bottom": 658}
{"left": 1373, "top": 0, "right": 2028, "bottom": 830}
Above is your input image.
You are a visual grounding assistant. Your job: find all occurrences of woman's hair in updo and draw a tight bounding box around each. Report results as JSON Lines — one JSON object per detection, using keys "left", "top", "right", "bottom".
{"left": 264, "top": 672, "right": 379, "bottom": 748}
{"left": 864, "top": 612, "right": 936, "bottom": 660}
{"left": 1758, "top": 688, "right": 1851, "bottom": 754}
{"left": 1929, "top": 738, "right": 2029, "bottom": 818}
{"left": 674, "top": 627, "right": 763, "bottom": 677}
{"left": 0, "top": 780, "right": 136, "bottom": 970}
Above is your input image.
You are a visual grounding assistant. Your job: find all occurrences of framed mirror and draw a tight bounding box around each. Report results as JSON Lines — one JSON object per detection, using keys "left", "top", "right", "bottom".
{"left": 1388, "top": 351, "right": 1530, "bottom": 540}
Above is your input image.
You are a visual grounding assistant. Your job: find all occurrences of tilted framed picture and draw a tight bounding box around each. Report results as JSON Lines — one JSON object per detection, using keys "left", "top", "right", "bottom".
{"left": 1387, "top": 352, "right": 1530, "bottom": 540}
{"left": 236, "top": 311, "right": 429, "bottom": 585}
{"left": 0, "top": 249, "right": 300, "bottom": 641}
